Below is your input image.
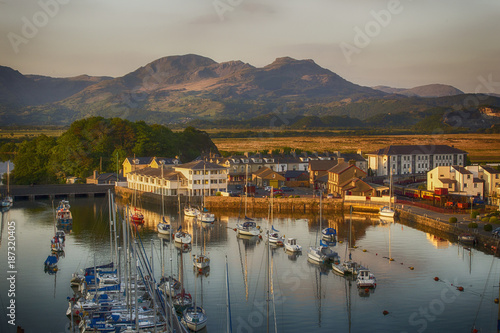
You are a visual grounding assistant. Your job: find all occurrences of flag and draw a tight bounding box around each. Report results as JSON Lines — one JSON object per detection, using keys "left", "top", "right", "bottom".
{"left": 163, "top": 217, "right": 168, "bottom": 224}
{"left": 244, "top": 216, "right": 254, "bottom": 221}
{"left": 177, "top": 225, "right": 182, "bottom": 231}
{"left": 272, "top": 225, "right": 279, "bottom": 232}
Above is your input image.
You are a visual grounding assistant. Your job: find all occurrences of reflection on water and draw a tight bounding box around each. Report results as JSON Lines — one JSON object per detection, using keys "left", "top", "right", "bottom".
{"left": 0, "top": 197, "right": 499, "bottom": 333}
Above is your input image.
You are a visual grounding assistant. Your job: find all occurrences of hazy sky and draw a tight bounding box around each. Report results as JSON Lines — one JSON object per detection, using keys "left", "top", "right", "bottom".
{"left": 1, "top": 0, "right": 499, "bottom": 92}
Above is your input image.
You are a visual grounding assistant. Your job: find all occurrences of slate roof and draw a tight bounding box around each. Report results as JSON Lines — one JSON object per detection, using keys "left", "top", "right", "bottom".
{"left": 369, "top": 145, "right": 467, "bottom": 156}
{"left": 129, "top": 167, "right": 185, "bottom": 180}
{"left": 176, "top": 160, "right": 227, "bottom": 170}
{"left": 309, "top": 160, "right": 338, "bottom": 171}
{"left": 481, "top": 165, "right": 500, "bottom": 174}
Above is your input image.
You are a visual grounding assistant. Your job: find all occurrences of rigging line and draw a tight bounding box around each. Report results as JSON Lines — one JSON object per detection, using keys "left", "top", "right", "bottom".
{"left": 471, "top": 240, "right": 500, "bottom": 330}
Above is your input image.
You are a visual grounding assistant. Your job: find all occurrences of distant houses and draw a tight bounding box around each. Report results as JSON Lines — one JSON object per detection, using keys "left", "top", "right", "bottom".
{"left": 327, "top": 159, "right": 371, "bottom": 197}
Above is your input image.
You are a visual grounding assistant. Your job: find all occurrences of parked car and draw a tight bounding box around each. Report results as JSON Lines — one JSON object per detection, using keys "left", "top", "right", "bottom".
{"left": 492, "top": 227, "right": 500, "bottom": 237}
{"left": 280, "top": 186, "right": 294, "bottom": 192}
{"left": 269, "top": 188, "right": 283, "bottom": 195}
{"left": 327, "top": 193, "right": 334, "bottom": 199}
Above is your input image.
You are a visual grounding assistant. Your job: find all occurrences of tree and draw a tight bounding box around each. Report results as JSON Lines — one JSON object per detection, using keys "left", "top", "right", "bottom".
{"left": 11, "top": 135, "right": 57, "bottom": 184}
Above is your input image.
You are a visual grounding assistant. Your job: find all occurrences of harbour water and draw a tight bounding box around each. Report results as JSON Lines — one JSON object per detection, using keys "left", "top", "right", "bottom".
{"left": 1, "top": 196, "right": 499, "bottom": 333}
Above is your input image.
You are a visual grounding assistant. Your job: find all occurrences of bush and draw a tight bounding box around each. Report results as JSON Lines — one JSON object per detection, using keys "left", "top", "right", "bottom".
{"left": 468, "top": 222, "right": 478, "bottom": 229}
{"left": 490, "top": 216, "right": 499, "bottom": 224}
{"left": 484, "top": 224, "right": 493, "bottom": 232}
{"left": 295, "top": 195, "right": 300, "bottom": 198}
{"left": 275, "top": 194, "right": 283, "bottom": 198}
{"left": 449, "top": 217, "right": 458, "bottom": 223}
{"left": 481, "top": 217, "right": 490, "bottom": 223}
{"left": 471, "top": 210, "right": 479, "bottom": 219}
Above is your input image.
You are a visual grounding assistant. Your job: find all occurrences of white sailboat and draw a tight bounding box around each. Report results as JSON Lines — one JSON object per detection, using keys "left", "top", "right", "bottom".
{"left": 157, "top": 165, "right": 171, "bottom": 235}
{"left": 380, "top": 170, "right": 395, "bottom": 217}
{"left": 308, "top": 195, "right": 338, "bottom": 263}
{"left": 193, "top": 223, "right": 210, "bottom": 270}
{"left": 332, "top": 206, "right": 359, "bottom": 276}
{"left": 1, "top": 162, "right": 12, "bottom": 210}
{"left": 197, "top": 162, "right": 215, "bottom": 223}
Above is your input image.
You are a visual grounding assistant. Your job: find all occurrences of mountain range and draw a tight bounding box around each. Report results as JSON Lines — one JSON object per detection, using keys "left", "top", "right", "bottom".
{"left": 1, "top": 54, "right": 499, "bottom": 129}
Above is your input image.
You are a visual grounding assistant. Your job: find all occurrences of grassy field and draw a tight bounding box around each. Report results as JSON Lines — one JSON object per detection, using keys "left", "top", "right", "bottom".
{"left": 213, "top": 133, "right": 500, "bottom": 163}
{"left": 0, "top": 128, "right": 65, "bottom": 139}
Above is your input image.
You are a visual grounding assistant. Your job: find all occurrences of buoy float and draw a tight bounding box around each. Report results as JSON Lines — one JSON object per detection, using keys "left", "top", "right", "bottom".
{"left": 363, "top": 249, "right": 367, "bottom": 252}
{"left": 389, "top": 258, "right": 394, "bottom": 261}
{"left": 339, "top": 240, "right": 343, "bottom": 243}
{"left": 409, "top": 267, "right": 414, "bottom": 270}
{"left": 457, "top": 286, "right": 464, "bottom": 292}
{"left": 259, "top": 235, "right": 262, "bottom": 239}
{"left": 233, "top": 228, "right": 237, "bottom": 231}
{"left": 434, "top": 277, "right": 439, "bottom": 281}
{"left": 494, "top": 298, "right": 499, "bottom": 304}
{"left": 376, "top": 253, "right": 378, "bottom": 256}
{"left": 472, "top": 329, "right": 478, "bottom": 333}
{"left": 383, "top": 310, "right": 389, "bottom": 316}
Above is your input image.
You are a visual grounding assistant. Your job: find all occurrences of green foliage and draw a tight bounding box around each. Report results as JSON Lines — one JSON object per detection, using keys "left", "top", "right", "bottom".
{"left": 484, "top": 224, "right": 493, "bottom": 232}
{"left": 481, "top": 217, "right": 490, "bottom": 223}
{"left": 449, "top": 217, "right": 457, "bottom": 223}
{"left": 467, "top": 222, "right": 478, "bottom": 229}
{"left": 490, "top": 216, "right": 499, "bottom": 224}
{"left": 11, "top": 135, "right": 58, "bottom": 184}
{"left": 418, "top": 184, "right": 426, "bottom": 190}
{"left": 471, "top": 210, "right": 479, "bottom": 219}
{"left": 10, "top": 117, "right": 218, "bottom": 184}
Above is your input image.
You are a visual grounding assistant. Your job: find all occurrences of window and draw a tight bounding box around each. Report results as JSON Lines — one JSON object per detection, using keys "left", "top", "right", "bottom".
{"left": 467, "top": 175, "right": 471, "bottom": 179}
{"left": 474, "top": 183, "right": 477, "bottom": 188}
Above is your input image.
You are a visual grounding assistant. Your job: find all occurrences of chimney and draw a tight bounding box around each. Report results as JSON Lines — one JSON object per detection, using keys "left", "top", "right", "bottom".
{"left": 244, "top": 151, "right": 249, "bottom": 158}
{"left": 334, "top": 151, "right": 340, "bottom": 157}
{"left": 357, "top": 149, "right": 362, "bottom": 156}
{"left": 349, "top": 159, "right": 356, "bottom": 166}
{"left": 93, "top": 170, "right": 98, "bottom": 179}
{"left": 338, "top": 158, "right": 345, "bottom": 164}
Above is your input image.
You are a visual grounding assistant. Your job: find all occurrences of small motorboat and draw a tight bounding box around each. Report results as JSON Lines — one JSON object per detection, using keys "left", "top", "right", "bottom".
{"left": 197, "top": 211, "right": 215, "bottom": 223}
{"left": 193, "top": 254, "right": 210, "bottom": 270}
{"left": 458, "top": 233, "right": 476, "bottom": 245}
{"left": 356, "top": 268, "right": 376, "bottom": 288}
{"left": 284, "top": 238, "right": 302, "bottom": 252}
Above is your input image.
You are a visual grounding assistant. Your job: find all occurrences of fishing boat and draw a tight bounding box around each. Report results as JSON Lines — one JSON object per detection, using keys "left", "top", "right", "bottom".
{"left": 236, "top": 219, "right": 260, "bottom": 236}
{"left": 51, "top": 235, "right": 64, "bottom": 252}
{"left": 182, "top": 306, "right": 208, "bottom": 331}
{"left": 56, "top": 200, "right": 73, "bottom": 225}
{"left": 284, "top": 238, "right": 302, "bottom": 253}
{"left": 356, "top": 268, "right": 376, "bottom": 288}
{"left": 157, "top": 217, "right": 171, "bottom": 235}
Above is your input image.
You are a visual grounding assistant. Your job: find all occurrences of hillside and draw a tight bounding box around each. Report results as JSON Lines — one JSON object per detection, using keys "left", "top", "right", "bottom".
{"left": 372, "top": 84, "right": 464, "bottom": 98}
{"left": 1, "top": 54, "right": 499, "bottom": 130}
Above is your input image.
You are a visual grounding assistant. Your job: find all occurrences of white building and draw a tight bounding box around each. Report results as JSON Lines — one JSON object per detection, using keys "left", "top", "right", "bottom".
{"left": 174, "top": 160, "right": 228, "bottom": 196}
{"left": 368, "top": 145, "right": 467, "bottom": 177}
{"left": 427, "top": 165, "right": 483, "bottom": 197}
{"left": 127, "top": 160, "right": 228, "bottom": 197}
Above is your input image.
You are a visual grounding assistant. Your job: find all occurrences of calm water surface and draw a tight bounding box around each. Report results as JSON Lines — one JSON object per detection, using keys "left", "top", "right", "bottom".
{"left": 0, "top": 196, "right": 499, "bottom": 333}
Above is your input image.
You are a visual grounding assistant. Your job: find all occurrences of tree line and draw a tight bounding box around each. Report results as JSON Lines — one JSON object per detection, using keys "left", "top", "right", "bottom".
{"left": 2, "top": 117, "right": 218, "bottom": 185}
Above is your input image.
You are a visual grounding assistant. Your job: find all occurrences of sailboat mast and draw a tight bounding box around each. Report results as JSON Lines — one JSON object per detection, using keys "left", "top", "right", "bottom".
{"left": 245, "top": 163, "right": 248, "bottom": 217}
{"left": 225, "top": 255, "right": 233, "bottom": 333}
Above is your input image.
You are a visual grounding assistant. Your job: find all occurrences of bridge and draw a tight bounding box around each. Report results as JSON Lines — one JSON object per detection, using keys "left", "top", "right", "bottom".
{"left": 1, "top": 184, "right": 114, "bottom": 201}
